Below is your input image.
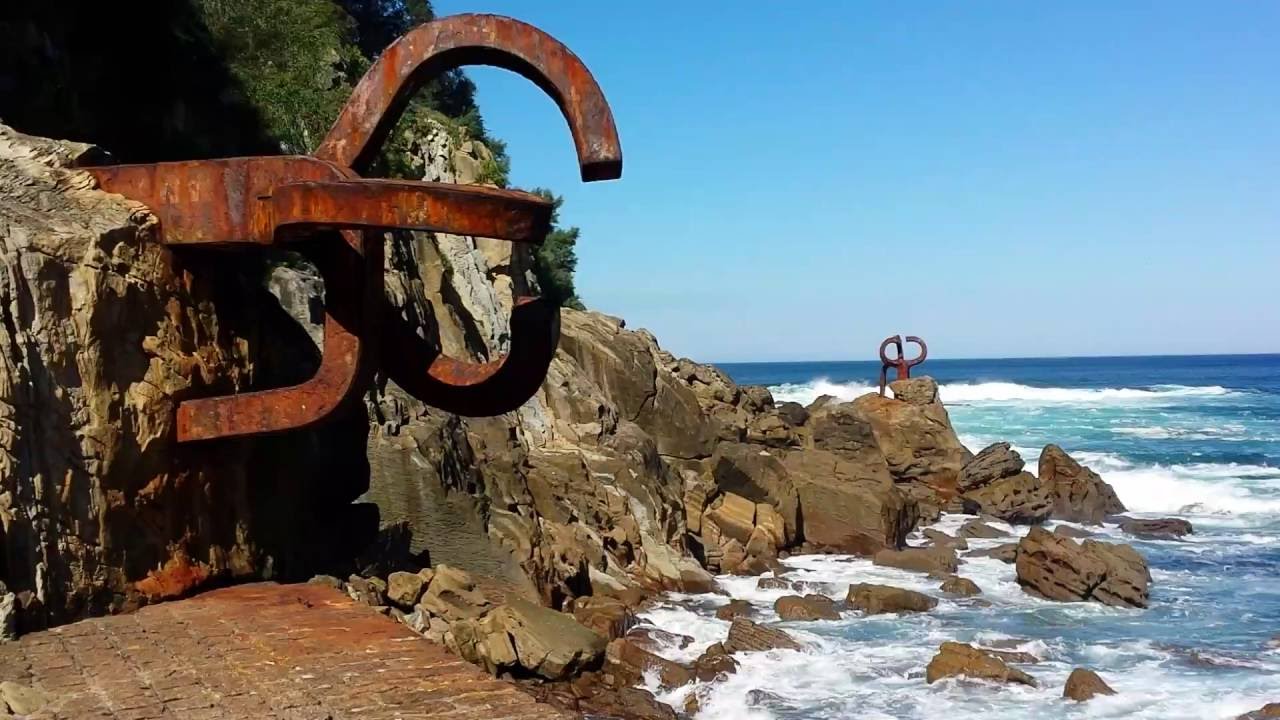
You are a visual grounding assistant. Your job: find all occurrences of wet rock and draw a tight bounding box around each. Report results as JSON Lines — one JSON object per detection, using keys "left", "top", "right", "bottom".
{"left": 774, "top": 594, "right": 841, "bottom": 621}
{"left": 958, "top": 443, "right": 1026, "bottom": 491}
{"left": 1238, "top": 704, "right": 1280, "bottom": 719}
{"left": 747, "top": 689, "right": 786, "bottom": 707}
{"left": 757, "top": 576, "right": 792, "bottom": 590}
{"left": 965, "top": 542, "right": 1019, "bottom": 564}
{"left": 1053, "top": 525, "right": 1095, "bottom": 539}
{"left": 980, "top": 648, "right": 1040, "bottom": 664}
{"left": 1063, "top": 667, "right": 1116, "bottom": 701}
{"left": 1015, "top": 527, "right": 1151, "bottom": 608}
{"left": 605, "top": 638, "right": 692, "bottom": 689}
{"left": 847, "top": 583, "right": 938, "bottom": 614}
{"left": 624, "top": 627, "right": 693, "bottom": 652}
{"left": 923, "top": 529, "right": 969, "bottom": 551}
{"left": 776, "top": 402, "right": 810, "bottom": 427}
{"left": 962, "top": 471, "right": 1053, "bottom": 524}
{"left": 939, "top": 576, "right": 982, "bottom": 597}
{"left": 692, "top": 643, "right": 740, "bottom": 681}
{"left": 1039, "top": 444, "right": 1126, "bottom": 524}
{"left": 959, "top": 520, "right": 1008, "bottom": 539}
{"left": 715, "top": 599, "right": 755, "bottom": 621}
{"left": 925, "top": 642, "right": 1037, "bottom": 687}
{"left": 724, "top": 618, "right": 802, "bottom": 653}
{"left": 1116, "top": 517, "right": 1194, "bottom": 540}
{"left": 572, "top": 596, "right": 638, "bottom": 641}
{"left": 873, "top": 547, "right": 959, "bottom": 576}
{"left": 0, "top": 681, "right": 51, "bottom": 715}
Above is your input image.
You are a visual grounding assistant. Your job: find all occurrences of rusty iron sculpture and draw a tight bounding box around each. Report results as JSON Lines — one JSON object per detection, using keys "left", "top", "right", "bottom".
{"left": 878, "top": 335, "right": 927, "bottom": 396}
{"left": 83, "top": 14, "right": 621, "bottom": 442}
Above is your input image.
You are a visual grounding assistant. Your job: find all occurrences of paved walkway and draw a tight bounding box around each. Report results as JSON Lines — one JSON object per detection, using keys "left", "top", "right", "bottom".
{"left": 0, "top": 582, "right": 572, "bottom": 720}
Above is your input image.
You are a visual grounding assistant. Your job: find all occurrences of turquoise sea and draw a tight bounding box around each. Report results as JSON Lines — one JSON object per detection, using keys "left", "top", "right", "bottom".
{"left": 636, "top": 354, "right": 1280, "bottom": 719}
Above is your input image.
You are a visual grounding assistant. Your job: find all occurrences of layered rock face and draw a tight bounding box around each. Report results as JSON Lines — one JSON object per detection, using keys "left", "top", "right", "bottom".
{"left": 0, "top": 125, "right": 371, "bottom": 630}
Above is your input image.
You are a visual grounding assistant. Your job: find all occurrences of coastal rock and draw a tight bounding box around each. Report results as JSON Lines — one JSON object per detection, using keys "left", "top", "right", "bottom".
{"left": 715, "top": 599, "right": 755, "bottom": 621}
{"left": 847, "top": 583, "right": 937, "bottom": 614}
{"left": 1039, "top": 445, "right": 1126, "bottom": 524}
{"left": 785, "top": 449, "right": 915, "bottom": 554}
{"left": 958, "top": 443, "right": 1026, "bottom": 491}
{"left": 604, "top": 638, "right": 692, "bottom": 689}
{"left": 966, "top": 542, "right": 1019, "bottom": 564}
{"left": 1053, "top": 525, "right": 1095, "bottom": 539}
{"left": 873, "top": 547, "right": 959, "bottom": 576}
{"left": 1063, "top": 667, "right": 1116, "bottom": 701}
{"left": 962, "top": 472, "right": 1053, "bottom": 524}
{"left": 939, "top": 576, "right": 982, "bottom": 597}
{"left": 0, "top": 592, "right": 15, "bottom": 642}
{"left": 1116, "top": 517, "right": 1194, "bottom": 540}
{"left": 573, "top": 596, "right": 637, "bottom": 641}
{"left": 959, "top": 520, "right": 1008, "bottom": 539}
{"left": 923, "top": 529, "right": 968, "bottom": 550}
{"left": 849, "top": 380, "right": 969, "bottom": 498}
{"left": 476, "top": 599, "right": 607, "bottom": 680}
{"left": 925, "top": 642, "right": 1037, "bottom": 687}
{"left": 0, "top": 125, "right": 367, "bottom": 629}
{"left": 724, "top": 618, "right": 802, "bottom": 653}
{"left": 889, "top": 377, "right": 939, "bottom": 405}
{"left": 692, "top": 643, "right": 739, "bottom": 681}
{"left": 757, "top": 576, "right": 791, "bottom": 590}
{"left": 417, "top": 565, "right": 491, "bottom": 622}
{"left": 1015, "top": 527, "right": 1151, "bottom": 608}
{"left": 774, "top": 594, "right": 841, "bottom": 621}
{"left": 386, "top": 571, "right": 430, "bottom": 609}
{"left": 1238, "top": 704, "right": 1280, "bottom": 719}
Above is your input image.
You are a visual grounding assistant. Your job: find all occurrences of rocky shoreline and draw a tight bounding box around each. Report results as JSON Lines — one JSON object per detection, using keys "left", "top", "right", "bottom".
{"left": 0, "top": 124, "right": 1272, "bottom": 719}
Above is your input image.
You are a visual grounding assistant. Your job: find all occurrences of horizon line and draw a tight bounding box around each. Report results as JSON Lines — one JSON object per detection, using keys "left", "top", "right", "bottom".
{"left": 708, "top": 350, "right": 1280, "bottom": 365}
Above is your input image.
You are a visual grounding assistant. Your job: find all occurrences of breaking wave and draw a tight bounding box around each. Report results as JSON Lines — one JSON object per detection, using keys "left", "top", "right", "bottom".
{"left": 768, "top": 378, "right": 1234, "bottom": 407}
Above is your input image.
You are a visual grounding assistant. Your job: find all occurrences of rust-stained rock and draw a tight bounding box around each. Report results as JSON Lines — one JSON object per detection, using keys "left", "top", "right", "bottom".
{"left": 1063, "top": 667, "right": 1116, "bottom": 701}
{"left": 1015, "top": 527, "right": 1151, "bottom": 608}
{"left": 925, "top": 642, "right": 1037, "bottom": 687}
{"left": 846, "top": 583, "right": 937, "bottom": 614}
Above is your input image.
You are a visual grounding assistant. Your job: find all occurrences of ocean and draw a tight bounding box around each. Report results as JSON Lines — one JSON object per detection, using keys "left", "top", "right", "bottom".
{"left": 634, "top": 354, "right": 1280, "bottom": 719}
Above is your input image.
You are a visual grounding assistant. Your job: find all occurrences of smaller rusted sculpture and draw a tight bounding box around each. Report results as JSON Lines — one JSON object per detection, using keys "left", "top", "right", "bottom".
{"left": 82, "top": 14, "right": 622, "bottom": 442}
{"left": 879, "top": 335, "right": 927, "bottom": 396}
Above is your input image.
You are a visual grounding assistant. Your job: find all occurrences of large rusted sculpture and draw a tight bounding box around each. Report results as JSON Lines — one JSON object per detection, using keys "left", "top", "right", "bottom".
{"left": 83, "top": 14, "right": 622, "bottom": 442}
{"left": 879, "top": 334, "right": 927, "bottom": 396}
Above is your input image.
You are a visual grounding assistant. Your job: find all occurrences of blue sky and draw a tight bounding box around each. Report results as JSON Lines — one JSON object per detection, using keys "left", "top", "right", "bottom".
{"left": 434, "top": 1, "right": 1279, "bottom": 362}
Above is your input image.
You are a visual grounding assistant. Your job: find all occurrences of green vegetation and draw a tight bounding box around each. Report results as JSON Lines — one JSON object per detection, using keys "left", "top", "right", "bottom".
{"left": 530, "top": 190, "right": 586, "bottom": 310}
{"left": 0, "top": 0, "right": 579, "bottom": 301}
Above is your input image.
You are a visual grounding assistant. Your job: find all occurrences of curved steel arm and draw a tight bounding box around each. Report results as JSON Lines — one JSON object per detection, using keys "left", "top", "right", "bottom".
{"left": 380, "top": 296, "right": 559, "bottom": 416}
{"left": 315, "top": 13, "right": 622, "bottom": 181}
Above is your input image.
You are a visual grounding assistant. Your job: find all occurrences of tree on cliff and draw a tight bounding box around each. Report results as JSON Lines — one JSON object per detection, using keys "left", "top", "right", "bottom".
{"left": 530, "top": 189, "right": 586, "bottom": 310}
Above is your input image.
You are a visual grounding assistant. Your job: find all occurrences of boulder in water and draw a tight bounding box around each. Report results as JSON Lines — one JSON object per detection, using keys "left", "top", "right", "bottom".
{"left": 724, "top": 618, "right": 802, "bottom": 653}
{"left": 939, "top": 576, "right": 982, "bottom": 597}
{"left": 1116, "top": 516, "right": 1193, "bottom": 540}
{"left": 774, "top": 594, "right": 841, "bottom": 621}
{"left": 925, "top": 642, "right": 1037, "bottom": 686}
{"left": 1039, "top": 444, "right": 1126, "bottom": 524}
{"left": 1015, "top": 527, "right": 1151, "bottom": 608}
{"left": 847, "top": 583, "right": 938, "bottom": 614}
{"left": 1063, "top": 667, "right": 1116, "bottom": 701}
{"left": 873, "top": 547, "right": 959, "bottom": 576}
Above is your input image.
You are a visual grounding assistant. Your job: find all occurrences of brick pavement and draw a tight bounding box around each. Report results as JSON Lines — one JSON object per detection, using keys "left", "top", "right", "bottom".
{"left": 0, "top": 582, "right": 573, "bottom": 719}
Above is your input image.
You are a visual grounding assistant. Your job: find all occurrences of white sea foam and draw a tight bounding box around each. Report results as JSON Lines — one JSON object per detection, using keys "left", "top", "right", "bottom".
{"left": 768, "top": 378, "right": 1234, "bottom": 407}
{"left": 1104, "top": 462, "right": 1280, "bottom": 516}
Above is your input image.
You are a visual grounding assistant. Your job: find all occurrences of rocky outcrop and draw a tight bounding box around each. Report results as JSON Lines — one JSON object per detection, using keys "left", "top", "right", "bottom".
{"left": 604, "top": 638, "right": 692, "bottom": 689}
{"left": 1116, "top": 517, "right": 1193, "bottom": 540}
{"left": 774, "top": 594, "right": 840, "bottom": 621}
{"left": 1015, "top": 527, "right": 1151, "bottom": 608}
{"left": 1063, "top": 667, "right": 1116, "bottom": 701}
{"left": 1039, "top": 445, "right": 1125, "bottom": 524}
{"left": 958, "top": 445, "right": 1051, "bottom": 524}
{"left": 847, "top": 583, "right": 937, "bottom": 614}
{"left": 925, "top": 642, "right": 1037, "bottom": 686}
{"left": 848, "top": 378, "right": 970, "bottom": 514}
{"left": 1239, "top": 704, "right": 1280, "bottom": 719}
{"left": 724, "top": 618, "right": 802, "bottom": 653}
{"left": 785, "top": 449, "right": 915, "bottom": 554}
{"left": 939, "top": 576, "right": 981, "bottom": 597}
{"left": 966, "top": 542, "right": 1019, "bottom": 564}
{"left": 0, "top": 124, "right": 375, "bottom": 631}
{"left": 873, "top": 547, "right": 959, "bottom": 576}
